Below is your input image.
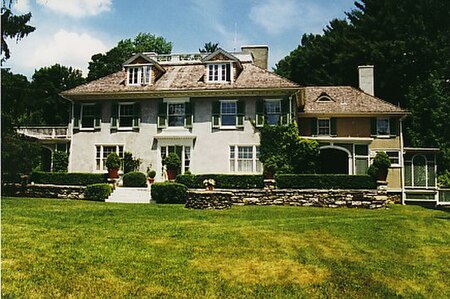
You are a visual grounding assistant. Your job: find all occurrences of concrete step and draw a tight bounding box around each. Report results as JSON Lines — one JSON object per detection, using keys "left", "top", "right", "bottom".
{"left": 106, "top": 187, "right": 151, "bottom": 204}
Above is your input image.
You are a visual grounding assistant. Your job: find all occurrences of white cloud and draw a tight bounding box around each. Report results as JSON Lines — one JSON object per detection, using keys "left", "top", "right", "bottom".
{"left": 7, "top": 29, "right": 110, "bottom": 77}
{"left": 13, "top": 0, "right": 31, "bottom": 14}
{"left": 36, "top": 0, "right": 112, "bottom": 17}
{"left": 249, "top": 0, "right": 300, "bottom": 35}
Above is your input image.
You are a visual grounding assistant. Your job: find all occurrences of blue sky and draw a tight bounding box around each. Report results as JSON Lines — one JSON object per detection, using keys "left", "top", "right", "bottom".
{"left": 5, "top": 0, "right": 355, "bottom": 78}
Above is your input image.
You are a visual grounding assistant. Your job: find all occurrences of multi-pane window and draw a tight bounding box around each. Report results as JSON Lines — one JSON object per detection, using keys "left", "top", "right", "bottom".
{"left": 119, "top": 103, "right": 134, "bottom": 128}
{"left": 229, "top": 145, "right": 261, "bottom": 173}
{"left": 168, "top": 103, "right": 185, "bottom": 127}
{"left": 386, "top": 151, "right": 400, "bottom": 166}
{"left": 96, "top": 145, "right": 124, "bottom": 171}
{"left": 160, "top": 146, "right": 191, "bottom": 173}
{"left": 208, "top": 64, "right": 230, "bottom": 82}
{"left": 377, "top": 118, "right": 390, "bottom": 136}
{"left": 81, "top": 104, "right": 95, "bottom": 129}
{"left": 317, "top": 119, "right": 331, "bottom": 135}
{"left": 220, "top": 101, "right": 237, "bottom": 126}
{"left": 404, "top": 154, "right": 436, "bottom": 188}
{"left": 127, "top": 66, "right": 151, "bottom": 85}
{"left": 265, "top": 100, "right": 281, "bottom": 125}
{"left": 355, "top": 145, "right": 369, "bottom": 175}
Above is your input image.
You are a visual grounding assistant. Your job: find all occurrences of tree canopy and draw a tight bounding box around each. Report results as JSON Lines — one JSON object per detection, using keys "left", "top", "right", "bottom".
{"left": 87, "top": 32, "right": 172, "bottom": 81}
{"left": 199, "top": 42, "right": 219, "bottom": 53}
{"left": 275, "top": 0, "right": 450, "bottom": 171}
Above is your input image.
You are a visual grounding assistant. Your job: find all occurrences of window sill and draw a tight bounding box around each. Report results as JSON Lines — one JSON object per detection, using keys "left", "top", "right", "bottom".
{"left": 375, "top": 135, "right": 392, "bottom": 139}
{"left": 79, "top": 128, "right": 95, "bottom": 131}
{"left": 117, "top": 127, "right": 134, "bottom": 131}
{"left": 220, "top": 126, "right": 237, "bottom": 130}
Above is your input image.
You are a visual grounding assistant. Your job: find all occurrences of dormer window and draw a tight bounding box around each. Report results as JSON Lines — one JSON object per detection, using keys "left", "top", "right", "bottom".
{"left": 127, "top": 65, "right": 151, "bottom": 86}
{"left": 207, "top": 63, "right": 231, "bottom": 82}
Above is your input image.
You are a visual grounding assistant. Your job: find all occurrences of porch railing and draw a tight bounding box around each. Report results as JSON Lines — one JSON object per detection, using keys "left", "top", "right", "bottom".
{"left": 16, "top": 126, "right": 70, "bottom": 140}
{"left": 438, "top": 188, "right": 450, "bottom": 205}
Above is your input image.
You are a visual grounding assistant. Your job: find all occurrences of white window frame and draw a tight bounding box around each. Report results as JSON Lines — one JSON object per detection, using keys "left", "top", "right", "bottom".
{"left": 353, "top": 144, "right": 370, "bottom": 175}
{"left": 127, "top": 65, "right": 151, "bottom": 86}
{"left": 220, "top": 100, "right": 237, "bottom": 128}
{"left": 80, "top": 103, "right": 95, "bottom": 131}
{"left": 160, "top": 145, "right": 191, "bottom": 174}
{"left": 118, "top": 102, "right": 134, "bottom": 130}
{"left": 317, "top": 118, "right": 331, "bottom": 136}
{"left": 207, "top": 63, "right": 232, "bottom": 83}
{"left": 264, "top": 99, "right": 282, "bottom": 125}
{"left": 376, "top": 117, "right": 390, "bottom": 137}
{"left": 95, "top": 144, "right": 124, "bottom": 172}
{"left": 229, "top": 145, "right": 262, "bottom": 174}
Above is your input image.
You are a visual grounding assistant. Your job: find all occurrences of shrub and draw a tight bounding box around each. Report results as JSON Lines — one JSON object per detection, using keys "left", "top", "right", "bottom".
{"left": 30, "top": 171, "right": 108, "bottom": 185}
{"left": 164, "top": 153, "right": 181, "bottom": 171}
{"left": 123, "top": 152, "right": 142, "bottom": 174}
{"left": 105, "top": 152, "right": 121, "bottom": 170}
{"left": 52, "top": 151, "right": 69, "bottom": 172}
{"left": 151, "top": 182, "right": 188, "bottom": 204}
{"left": 275, "top": 174, "right": 377, "bottom": 189}
{"left": 147, "top": 168, "right": 156, "bottom": 178}
{"left": 176, "top": 174, "right": 264, "bottom": 189}
{"left": 368, "top": 151, "right": 392, "bottom": 179}
{"left": 84, "top": 183, "right": 112, "bottom": 201}
{"left": 438, "top": 170, "right": 450, "bottom": 188}
{"left": 122, "top": 172, "right": 147, "bottom": 187}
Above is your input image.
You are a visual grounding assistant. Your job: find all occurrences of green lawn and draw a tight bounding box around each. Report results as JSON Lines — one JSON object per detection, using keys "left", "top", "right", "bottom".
{"left": 2, "top": 197, "right": 450, "bottom": 298}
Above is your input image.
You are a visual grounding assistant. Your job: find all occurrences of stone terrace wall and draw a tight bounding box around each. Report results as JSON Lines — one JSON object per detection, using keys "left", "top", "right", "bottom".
{"left": 2, "top": 183, "right": 85, "bottom": 200}
{"left": 187, "top": 188, "right": 386, "bottom": 209}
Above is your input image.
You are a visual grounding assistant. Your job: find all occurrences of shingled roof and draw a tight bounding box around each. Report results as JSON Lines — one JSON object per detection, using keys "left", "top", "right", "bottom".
{"left": 62, "top": 62, "right": 299, "bottom": 97}
{"left": 299, "top": 86, "right": 407, "bottom": 115}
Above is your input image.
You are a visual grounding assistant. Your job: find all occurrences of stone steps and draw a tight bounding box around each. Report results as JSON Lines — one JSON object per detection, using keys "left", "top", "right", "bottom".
{"left": 106, "top": 186, "right": 151, "bottom": 204}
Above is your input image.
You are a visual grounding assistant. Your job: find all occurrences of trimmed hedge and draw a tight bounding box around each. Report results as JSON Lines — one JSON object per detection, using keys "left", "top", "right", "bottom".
{"left": 275, "top": 174, "right": 377, "bottom": 189}
{"left": 122, "top": 171, "right": 147, "bottom": 187}
{"left": 151, "top": 182, "right": 188, "bottom": 204}
{"left": 176, "top": 174, "right": 264, "bottom": 189}
{"left": 30, "top": 171, "right": 108, "bottom": 186}
{"left": 84, "top": 183, "right": 112, "bottom": 201}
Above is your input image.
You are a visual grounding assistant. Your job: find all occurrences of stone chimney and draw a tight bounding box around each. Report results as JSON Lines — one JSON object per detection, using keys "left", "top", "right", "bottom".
{"left": 358, "top": 65, "right": 374, "bottom": 96}
{"left": 241, "top": 45, "right": 269, "bottom": 70}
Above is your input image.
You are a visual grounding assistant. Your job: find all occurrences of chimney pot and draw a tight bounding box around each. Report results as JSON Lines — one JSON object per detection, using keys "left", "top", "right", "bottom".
{"left": 241, "top": 45, "right": 269, "bottom": 70}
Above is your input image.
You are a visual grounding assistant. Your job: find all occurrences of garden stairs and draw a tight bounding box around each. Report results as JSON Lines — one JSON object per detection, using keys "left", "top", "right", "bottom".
{"left": 106, "top": 186, "right": 151, "bottom": 204}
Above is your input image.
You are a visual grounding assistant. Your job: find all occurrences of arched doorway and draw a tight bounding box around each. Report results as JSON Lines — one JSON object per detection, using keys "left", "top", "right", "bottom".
{"left": 319, "top": 147, "right": 349, "bottom": 174}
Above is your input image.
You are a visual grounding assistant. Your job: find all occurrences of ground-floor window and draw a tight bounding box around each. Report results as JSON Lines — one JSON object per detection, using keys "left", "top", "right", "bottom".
{"left": 404, "top": 153, "right": 436, "bottom": 188}
{"left": 229, "top": 145, "right": 262, "bottom": 173}
{"left": 96, "top": 145, "right": 124, "bottom": 171}
{"left": 354, "top": 144, "right": 369, "bottom": 175}
{"left": 160, "top": 145, "right": 191, "bottom": 173}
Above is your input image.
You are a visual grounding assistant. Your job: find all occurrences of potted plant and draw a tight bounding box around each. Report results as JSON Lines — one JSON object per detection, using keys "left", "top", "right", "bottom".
{"left": 147, "top": 167, "right": 156, "bottom": 184}
{"left": 164, "top": 153, "right": 181, "bottom": 180}
{"left": 203, "top": 178, "right": 215, "bottom": 191}
{"left": 105, "top": 152, "right": 121, "bottom": 178}
{"left": 368, "top": 151, "right": 391, "bottom": 181}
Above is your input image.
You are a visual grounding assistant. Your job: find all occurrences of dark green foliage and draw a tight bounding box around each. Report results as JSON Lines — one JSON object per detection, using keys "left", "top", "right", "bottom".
{"left": 275, "top": 174, "right": 377, "bottom": 189}
{"left": 52, "top": 151, "right": 68, "bottom": 172}
{"left": 105, "top": 152, "right": 121, "bottom": 170}
{"left": 84, "top": 184, "right": 112, "bottom": 201}
{"left": 87, "top": 33, "right": 172, "bottom": 81}
{"left": 164, "top": 153, "right": 181, "bottom": 171}
{"left": 176, "top": 174, "right": 264, "bottom": 189}
{"left": 259, "top": 124, "right": 319, "bottom": 174}
{"left": 199, "top": 42, "right": 219, "bottom": 53}
{"left": 123, "top": 152, "right": 141, "bottom": 174}
{"left": 151, "top": 182, "right": 188, "bottom": 204}
{"left": 2, "top": 134, "right": 41, "bottom": 178}
{"left": 438, "top": 171, "right": 450, "bottom": 188}
{"left": 147, "top": 169, "right": 156, "bottom": 178}
{"left": 122, "top": 172, "right": 147, "bottom": 187}
{"left": 368, "top": 151, "right": 391, "bottom": 179}
{"left": 30, "top": 172, "right": 107, "bottom": 186}
{"left": 1, "top": 7, "right": 35, "bottom": 61}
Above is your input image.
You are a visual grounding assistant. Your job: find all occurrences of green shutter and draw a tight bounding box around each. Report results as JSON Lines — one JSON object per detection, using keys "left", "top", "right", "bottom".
{"left": 311, "top": 118, "right": 317, "bottom": 136}
{"left": 390, "top": 118, "right": 398, "bottom": 137}
{"left": 185, "top": 101, "right": 193, "bottom": 128}
{"left": 110, "top": 101, "right": 118, "bottom": 129}
{"left": 236, "top": 100, "right": 245, "bottom": 128}
{"left": 256, "top": 99, "right": 265, "bottom": 127}
{"left": 132, "top": 102, "right": 141, "bottom": 129}
{"left": 330, "top": 118, "right": 337, "bottom": 136}
{"left": 157, "top": 101, "right": 167, "bottom": 128}
{"left": 370, "top": 118, "right": 377, "bottom": 136}
{"left": 212, "top": 101, "right": 220, "bottom": 128}
{"left": 226, "top": 64, "right": 231, "bottom": 82}
{"left": 280, "top": 97, "right": 290, "bottom": 126}
{"left": 94, "top": 103, "right": 102, "bottom": 129}
{"left": 73, "top": 103, "right": 81, "bottom": 130}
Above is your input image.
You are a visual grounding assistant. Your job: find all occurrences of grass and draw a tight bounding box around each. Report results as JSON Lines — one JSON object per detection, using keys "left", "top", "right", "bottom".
{"left": 2, "top": 197, "right": 450, "bottom": 298}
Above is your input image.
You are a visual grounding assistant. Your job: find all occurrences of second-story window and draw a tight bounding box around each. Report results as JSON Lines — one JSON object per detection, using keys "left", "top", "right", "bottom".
{"left": 264, "top": 100, "right": 281, "bottom": 125}
{"left": 127, "top": 65, "right": 151, "bottom": 86}
{"left": 110, "top": 102, "right": 141, "bottom": 130}
{"left": 119, "top": 103, "right": 134, "bottom": 128}
{"left": 317, "top": 119, "right": 331, "bottom": 135}
{"left": 168, "top": 103, "right": 185, "bottom": 127}
{"left": 157, "top": 100, "right": 193, "bottom": 129}
{"left": 81, "top": 104, "right": 95, "bottom": 129}
{"left": 73, "top": 102, "right": 101, "bottom": 131}
{"left": 220, "top": 101, "right": 237, "bottom": 127}
{"left": 207, "top": 63, "right": 231, "bottom": 82}
{"left": 376, "top": 118, "right": 390, "bottom": 136}
{"left": 256, "top": 98, "right": 290, "bottom": 127}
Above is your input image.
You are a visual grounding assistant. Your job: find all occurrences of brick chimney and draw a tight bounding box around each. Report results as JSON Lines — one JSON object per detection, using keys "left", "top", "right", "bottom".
{"left": 358, "top": 65, "right": 374, "bottom": 96}
{"left": 241, "top": 45, "right": 269, "bottom": 70}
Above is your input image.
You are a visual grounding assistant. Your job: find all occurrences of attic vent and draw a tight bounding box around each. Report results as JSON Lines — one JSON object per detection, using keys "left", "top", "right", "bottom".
{"left": 316, "top": 92, "right": 333, "bottom": 102}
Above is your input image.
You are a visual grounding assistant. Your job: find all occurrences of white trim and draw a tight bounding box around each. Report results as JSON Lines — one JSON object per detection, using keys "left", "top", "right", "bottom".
{"left": 118, "top": 102, "right": 134, "bottom": 130}
{"left": 219, "top": 99, "right": 238, "bottom": 129}
{"left": 126, "top": 65, "right": 152, "bottom": 86}
{"left": 229, "top": 145, "right": 262, "bottom": 174}
{"left": 80, "top": 103, "right": 96, "bottom": 130}
{"left": 206, "top": 63, "right": 232, "bottom": 83}
{"left": 319, "top": 145, "right": 353, "bottom": 174}
{"left": 94, "top": 144, "right": 125, "bottom": 173}
{"left": 317, "top": 118, "right": 331, "bottom": 136}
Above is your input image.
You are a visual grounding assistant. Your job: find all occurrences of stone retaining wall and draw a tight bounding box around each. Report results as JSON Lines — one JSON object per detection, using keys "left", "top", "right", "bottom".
{"left": 2, "top": 183, "right": 86, "bottom": 200}
{"left": 187, "top": 188, "right": 386, "bottom": 209}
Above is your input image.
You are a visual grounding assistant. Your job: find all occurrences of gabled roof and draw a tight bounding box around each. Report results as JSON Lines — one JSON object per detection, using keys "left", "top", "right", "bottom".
{"left": 299, "top": 86, "right": 407, "bottom": 115}
{"left": 122, "top": 53, "right": 165, "bottom": 72}
{"left": 201, "top": 48, "right": 240, "bottom": 63}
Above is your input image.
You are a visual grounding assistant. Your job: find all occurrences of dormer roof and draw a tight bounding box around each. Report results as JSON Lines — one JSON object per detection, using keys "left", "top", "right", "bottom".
{"left": 122, "top": 53, "right": 165, "bottom": 73}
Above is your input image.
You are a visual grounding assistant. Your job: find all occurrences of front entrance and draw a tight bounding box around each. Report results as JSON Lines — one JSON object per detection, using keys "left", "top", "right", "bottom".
{"left": 319, "top": 148, "right": 349, "bottom": 174}
{"left": 160, "top": 145, "right": 191, "bottom": 175}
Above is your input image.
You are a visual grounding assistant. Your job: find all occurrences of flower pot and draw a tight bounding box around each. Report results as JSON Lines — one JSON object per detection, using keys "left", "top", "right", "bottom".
{"left": 147, "top": 177, "right": 155, "bottom": 184}
{"left": 108, "top": 168, "right": 119, "bottom": 179}
{"left": 376, "top": 168, "right": 388, "bottom": 181}
{"left": 206, "top": 185, "right": 214, "bottom": 191}
{"left": 167, "top": 169, "right": 177, "bottom": 180}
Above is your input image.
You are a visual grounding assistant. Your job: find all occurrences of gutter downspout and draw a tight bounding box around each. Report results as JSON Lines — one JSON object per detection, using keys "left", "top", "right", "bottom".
{"left": 400, "top": 117, "right": 406, "bottom": 205}
{"left": 60, "top": 93, "right": 74, "bottom": 173}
